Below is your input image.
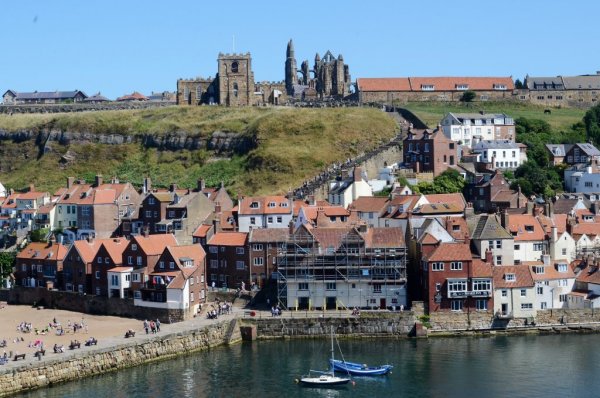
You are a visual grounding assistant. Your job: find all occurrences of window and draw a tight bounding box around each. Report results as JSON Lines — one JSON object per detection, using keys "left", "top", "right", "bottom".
{"left": 250, "top": 217, "right": 256, "bottom": 225}
{"left": 252, "top": 244, "right": 263, "bottom": 251}
{"left": 145, "top": 210, "right": 152, "bottom": 218}
{"left": 133, "top": 273, "right": 139, "bottom": 282}
{"left": 488, "top": 240, "right": 493, "bottom": 248}
{"left": 559, "top": 294, "right": 567, "bottom": 302}
{"left": 137, "top": 256, "right": 143, "bottom": 266}
{"left": 209, "top": 246, "right": 218, "bottom": 254}
{"left": 501, "top": 289, "right": 508, "bottom": 297}
{"left": 521, "top": 303, "right": 533, "bottom": 310}
{"left": 127, "top": 256, "right": 133, "bottom": 265}
{"left": 159, "top": 261, "right": 165, "bottom": 269}
{"left": 505, "top": 273, "right": 516, "bottom": 281}
{"left": 169, "top": 261, "right": 175, "bottom": 270}
{"left": 559, "top": 279, "right": 568, "bottom": 287}
{"left": 298, "top": 282, "right": 308, "bottom": 290}
{"left": 424, "top": 143, "right": 430, "bottom": 152}
{"left": 450, "top": 262, "right": 463, "bottom": 270}
{"left": 233, "top": 82, "right": 239, "bottom": 98}
{"left": 476, "top": 300, "right": 488, "bottom": 311}
{"left": 495, "top": 256, "right": 502, "bottom": 266}
{"left": 95, "top": 271, "right": 100, "bottom": 279}
{"left": 236, "top": 247, "right": 244, "bottom": 255}
{"left": 451, "top": 300, "right": 463, "bottom": 311}
{"left": 105, "top": 257, "right": 109, "bottom": 264}
{"left": 267, "top": 216, "right": 273, "bottom": 224}
{"left": 326, "top": 282, "right": 337, "bottom": 290}
{"left": 448, "top": 280, "right": 467, "bottom": 293}
{"left": 253, "top": 257, "right": 264, "bottom": 266}
{"left": 472, "top": 279, "right": 491, "bottom": 291}
{"left": 111, "top": 275, "right": 119, "bottom": 286}
{"left": 557, "top": 263, "right": 568, "bottom": 272}
{"left": 435, "top": 283, "right": 441, "bottom": 292}
{"left": 533, "top": 243, "right": 543, "bottom": 251}
{"left": 231, "top": 61, "right": 239, "bottom": 73}
{"left": 236, "top": 261, "right": 245, "bottom": 270}
{"left": 220, "top": 247, "right": 225, "bottom": 253}
{"left": 520, "top": 289, "right": 527, "bottom": 297}
{"left": 496, "top": 240, "right": 502, "bottom": 249}
{"left": 210, "top": 260, "right": 218, "bottom": 269}
{"left": 514, "top": 244, "right": 520, "bottom": 250}
{"left": 537, "top": 286, "right": 544, "bottom": 295}
{"left": 97, "top": 257, "right": 103, "bottom": 264}
{"left": 131, "top": 244, "right": 137, "bottom": 251}
{"left": 277, "top": 216, "right": 283, "bottom": 223}
{"left": 432, "top": 262, "right": 444, "bottom": 271}
{"left": 421, "top": 84, "right": 435, "bottom": 91}
{"left": 373, "top": 283, "right": 382, "bottom": 293}
{"left": 456, "top": 84, "right": 469, "bottom": 90}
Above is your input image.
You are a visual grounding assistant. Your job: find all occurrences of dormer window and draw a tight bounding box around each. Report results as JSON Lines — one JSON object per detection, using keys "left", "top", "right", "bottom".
{"left": 456, "top": 84, "right": 469, "bottom": 90}
{"left": 557, "top": 263, "right": 568, "bottom": 272}
{"left": 525, "top": 225, "right": 534, "bottom": 232}
{"left": 268, "top": 202, "right": 276, "bottom": 208}
{"left": 533, "top": 266, "right": 545, "bottom": 274}
{"left": 493, "top": 84, "right": 507, "bottom": 90}
{"left": 421, "top": 84, "right": 435, "bottom": 91}
{"left": 505, "top": 273, "right": 516, "bottom": 281}
{"left": 280, "top": 202, "right": 288, "bottom": 207}
{"left": 249, "top": 202, "right": 259, "bottom": 209}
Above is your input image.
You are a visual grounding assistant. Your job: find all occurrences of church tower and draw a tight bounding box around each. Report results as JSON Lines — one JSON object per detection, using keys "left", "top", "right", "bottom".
{"left": 285, "top": 39, "right": 297, "bottom": 96}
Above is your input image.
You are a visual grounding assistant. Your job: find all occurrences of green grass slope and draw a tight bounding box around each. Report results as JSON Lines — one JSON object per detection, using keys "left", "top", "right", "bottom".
{"left": 0, "top": 107, "right": 397, "bottom": 195}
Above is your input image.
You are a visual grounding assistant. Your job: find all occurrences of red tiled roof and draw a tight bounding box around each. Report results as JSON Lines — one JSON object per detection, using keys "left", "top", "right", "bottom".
{"left": 364, "top": 227, "right": 405, "bottom": 248}
{"left": 571, "top": 223, "right": 600, "bottom": 238}
{"left": 17, "top": 242, "right": 68, "bottom": 261}
{"left": 249, "top": 228, "right": 288, "bottom": 243}
{"left": 409, "top": 77, "right": 514, "bottom": 91}
{"left": 507, "top": 214, "right": 545, "bottom": 242}
{"left": 348, "top": 196, "right": 388, "bottom": 213}
{"left": 529, "top": 262, "right": 575, "bottom": 281}
{"left": 208, "top": 232, "right": 248, "bottom": 246}
{"left": 426, "top": 242, "right": 472, "bottom": 262}
{"left": 493, "top": 265, "right": 535, "bottom": 288}
{"left": 17, "top": 191, "right": 47, "bottom": 201}
{"left": 108, "top": 266, "right": 133, "bottom": 273}
{"left": 166, "top": 244, "right": 206, "bottom": 266}
{"left": 420, "top": 232, "right": 439, "bottom": 245}
{"left": 356, "top": 78, "right": 411, "bottom": 92}
{"left": 101, "top": 238, "right": 127, "bottom": 264}
{"left": 576, "top": 267, "right": 600, "bottom": 285}
{"left": 238, "top": 196, "right": 291, "bottom": 215}
{"left": 472, "top": 259, "right": 493, "bottom": 277}
{"left": 193, "top": 224, "right": 212, "bottom": 238}
{"left": 72, "top": 239, "right": 104, "bottom": 264}
{"left": 424, "top": 193, "right": 466, "bottom": 209}
{"left": 133, "top": 234, "right": 178, "bottom": 255}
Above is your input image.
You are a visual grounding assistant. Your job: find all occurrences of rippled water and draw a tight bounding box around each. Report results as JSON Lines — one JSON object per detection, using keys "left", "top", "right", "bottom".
{"left": 16, "top": 334, "right": 600, "bottom": 398}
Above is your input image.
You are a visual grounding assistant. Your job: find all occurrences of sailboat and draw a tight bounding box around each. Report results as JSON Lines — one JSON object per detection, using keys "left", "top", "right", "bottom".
{"left": 297, "top": 326, "right": 351, "bottom": 387}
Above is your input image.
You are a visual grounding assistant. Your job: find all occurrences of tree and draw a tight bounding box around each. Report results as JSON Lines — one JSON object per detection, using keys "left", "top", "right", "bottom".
{"left": 413, "top": 169, "right": 465, "bottom": 194}
{"left": 460, "top": 90, "right": 476, "bottom": 103}
{"left": 515, "top": 79, "right": 524, "bottom": 89}
{"left": 584, "top": 103, "right": 600, "bottom": 145}
{"left": 30, "top": 228, "right": 49, "bottom": 243}
{"left": 0, "top": 251, "right": 15, "bottom": 287}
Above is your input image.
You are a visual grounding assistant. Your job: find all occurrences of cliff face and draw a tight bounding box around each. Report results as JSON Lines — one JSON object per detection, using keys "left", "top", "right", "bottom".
{"left": 0, "top": 129, "right": 256, "bottom": 154}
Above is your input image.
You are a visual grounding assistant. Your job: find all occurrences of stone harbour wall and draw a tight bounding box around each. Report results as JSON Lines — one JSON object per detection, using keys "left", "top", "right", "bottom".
{"left": 0, "top": 319, "right": 240, "bottom": 398}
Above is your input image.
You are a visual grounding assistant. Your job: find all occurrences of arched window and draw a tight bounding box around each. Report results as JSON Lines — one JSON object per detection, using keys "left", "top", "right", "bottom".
{"left": 231, "top": 62, "right": 239, "bottom": 73}
{"left": 233, "top": 82, "right": 238, "bottom": 98}
{"left": 196, "top": 85, "right": 202, "bottom": 103}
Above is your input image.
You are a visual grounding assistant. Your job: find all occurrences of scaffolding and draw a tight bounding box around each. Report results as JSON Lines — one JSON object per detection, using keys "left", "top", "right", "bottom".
{"left": 276, "top": 227, "right": 407, "bottom": 310}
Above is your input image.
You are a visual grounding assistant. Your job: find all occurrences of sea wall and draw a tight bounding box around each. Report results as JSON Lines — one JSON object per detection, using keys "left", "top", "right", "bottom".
{"left": 243, "top": 313, "right": 417, "bottom": 338}
{"left": 0, "top": 318, "right": 240, "bottom": 398}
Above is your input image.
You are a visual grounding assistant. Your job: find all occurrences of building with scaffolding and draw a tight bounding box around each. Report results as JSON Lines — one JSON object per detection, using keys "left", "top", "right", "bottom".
{"left": 276, "top": 223, "right": 407, "bottom": 310}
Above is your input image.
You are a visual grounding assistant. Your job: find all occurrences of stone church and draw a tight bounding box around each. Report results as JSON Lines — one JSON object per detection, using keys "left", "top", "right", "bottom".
{"left": 176, "top": 40, "right": 351, "bottom": 106}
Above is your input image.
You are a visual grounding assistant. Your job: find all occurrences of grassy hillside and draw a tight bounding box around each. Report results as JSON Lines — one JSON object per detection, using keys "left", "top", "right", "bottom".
{"left": 0, "top": 107, "right": 398, "bottom": 195}
{"left": 403, "top": 102, "right": 585, "bottom": 132}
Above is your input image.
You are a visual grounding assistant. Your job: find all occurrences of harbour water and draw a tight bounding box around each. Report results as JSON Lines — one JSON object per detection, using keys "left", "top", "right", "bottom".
{"left": 15, "top": 333, "right": 600, "bottom": 398}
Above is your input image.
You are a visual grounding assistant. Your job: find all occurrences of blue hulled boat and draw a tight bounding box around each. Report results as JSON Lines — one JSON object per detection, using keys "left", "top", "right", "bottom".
{"left": 329, "top": 359, "right": 393, "bottom": 376}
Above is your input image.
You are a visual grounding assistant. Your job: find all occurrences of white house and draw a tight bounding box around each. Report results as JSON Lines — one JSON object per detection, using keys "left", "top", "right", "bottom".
{"left": 471, "top": 140, "right": 527, "bottom": 170}
{"left": 493, "top": 265, "right": 536, "bottom": 319}
{"left": 328, "top": 167, "right": 373, "bottom": 209}
{"left": 237, "top": 195, "right": 293, "bottom": 233}
{"left": 440, "top": 112, "right": 515, "bottom": 148}
{"left": 507, "top": 214, "right": 547, "bottom": 263}
{"left": 549, "top": 226, "right": 576, "bottom": 263}
{"left": 529, "top": 257, "right": 576, "bottom": 310}
{"left": 564, "top": 164, "right": 600, "bottom": 193}
{"left": 107, "top": 266, "right": 133, "bottom": 299}
{"left": 0, "top": 182, "right": 6, "bottom": 198}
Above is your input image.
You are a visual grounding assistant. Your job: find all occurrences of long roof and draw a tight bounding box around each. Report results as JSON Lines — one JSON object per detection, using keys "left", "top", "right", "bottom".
{"left": 8, "top": 90, "right": 87, "bottom": 100}
{"left": 356, "top": 77, "right": 514, "bottom": 92}
{"left": 426, "top": 242, "right": 472, "bottom": 262}
{"left": 208, "top": 232, "right": 248, "bottom": 246}
{"left": 17, "top": 242, "right": 68, "bottom": 261}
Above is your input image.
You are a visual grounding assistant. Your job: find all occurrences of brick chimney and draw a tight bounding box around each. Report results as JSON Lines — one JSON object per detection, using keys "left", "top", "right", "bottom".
{"left": 67, "top": 177, "right": 75, "bottom": 189}
{"left": 215, "top": 201, "right": 222, "bottom": 214}
{"left": 143, "top": 177, "right": 152, "bottom": 194}
{"left": 485, "top": 248, "right": 493, "bottom": 264}
{"left": 198, "top": 179, "right": 206, "bottom": 191}
{"left": 169, "top": 183, "right": 177, "bottom": 192}
{"left": 94, "top": 175, "right": 103, "bottom": 187}
{"left": 29, "top": 184, "right": 35, "bottom": 192}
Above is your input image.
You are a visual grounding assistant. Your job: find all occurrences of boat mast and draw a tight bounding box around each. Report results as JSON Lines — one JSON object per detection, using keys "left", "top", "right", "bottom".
{"left": 330, "top": 325, "right": 335, "bottom": 372}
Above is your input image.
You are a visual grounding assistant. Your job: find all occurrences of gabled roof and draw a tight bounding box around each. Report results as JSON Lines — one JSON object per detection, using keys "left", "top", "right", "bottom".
{"left": 409, "top": 77, "right": 514, "bottom": 91}
{"left": 426, "top": 242, "right": 472, "bottom": 262}
{"left": 546, "top": 144, "right": 572, "bottom": 157}
{"left": 17, "top": 242, "right": 68, "bottom": 261}
{"left": 413, "top": 202, "right": 464, "bottom": 215}
{"left": 164, "top": 244, "right": 206, "bottom": 267}
{"left": 356, "top": 78, "right": 411, "bottom": 92}
{"left": 424, "top": 193, "right": 466, "bottom": 210}
{"left": 472, "top": 140, "right": 520, "bottom": 151}
{"left": 17, "top": 191, "right": 48, "bottom": 201}
{"left": 571, "top": 223, "right": 600, "bottom": 238}
{"left": 133, "top": 234, "right": 178, "bottom": 255}
{"left": 249, "top": 228, "right": 288, "bottom": 243}
{"left": 507, "top": 214, "right": 545, "bottom": 241}
{"left": 493, "top": 264, "right": 535, "bottom": 288}
{"left": 238, "top": 196, "right": 291, "bottom": 216}
{"left": 472, "top": 259, "right": 493, "bottom": 278}
{"left": 573, "top": 143, "right": 600, "bottom": 157}
{"left": 9, "top": 90, "right": 87, "bottom": 100}
{"left": 348, "top": 196, "right": 388, "bottom": 213}
{"left": 208, "top": 232, "right": 248, "bottom": 246}
{"left": 468, "top": 214, "right": 513, "bottom": 240}
{"left": 363, "top": 227, "right": 406, "bottom": 248}
{"left": 192, "top": 224, "right": 212, "bottom": 238}
{"left": 71, "top": 239, "right": 104, "bottom": 264}
{"left": 576, "top": 265, "right": 600, "bottom": 285}
{"left": 100, "top": 238, "right": 127, "bottom": 264}
{"left": 562, "top": 75, "right": 600, "bottom": 90}
{"left": 116, "top": 91, "right": 148, "bottom": 101}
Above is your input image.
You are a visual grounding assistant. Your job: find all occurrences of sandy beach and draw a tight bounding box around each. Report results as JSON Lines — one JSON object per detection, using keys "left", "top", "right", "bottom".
{"left": 0, "top": 304, "right": 146, "bottom": 358}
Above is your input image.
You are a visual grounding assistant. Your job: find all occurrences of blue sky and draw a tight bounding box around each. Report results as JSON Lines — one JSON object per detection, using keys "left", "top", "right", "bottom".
{"left": 2, "top": 0, "right": 599, "bottom": 100}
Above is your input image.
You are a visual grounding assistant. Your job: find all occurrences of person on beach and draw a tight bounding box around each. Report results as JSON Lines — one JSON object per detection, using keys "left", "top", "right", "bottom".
{"left": 156, "top": 319, "right": 161, "bottom": 332}
{"left": 143, "top": 320, "right": 149, "bottom": 334}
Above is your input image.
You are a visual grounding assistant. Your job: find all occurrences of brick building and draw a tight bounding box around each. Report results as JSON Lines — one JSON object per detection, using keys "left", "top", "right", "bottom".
{"left": 205, "top": 232, "right": 249, "bottom": 289}
{"left": 248, "top": 228, "right": 287, "bottom": 288}
{"left": 15, "top": 241, "right": 68, "bottom": 288}
{"left": 90, "top": 237, "right": 127, "bottom": 297}
{"left": 403, "top": 127, "right": 458, "bottom": 176}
